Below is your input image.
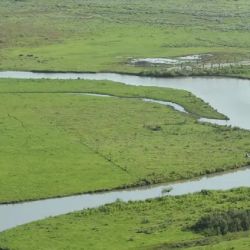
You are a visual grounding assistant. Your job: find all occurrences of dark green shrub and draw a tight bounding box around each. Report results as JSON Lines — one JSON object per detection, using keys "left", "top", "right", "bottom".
{"left": 191, "top": 209, "right": 250, "bottom": 235}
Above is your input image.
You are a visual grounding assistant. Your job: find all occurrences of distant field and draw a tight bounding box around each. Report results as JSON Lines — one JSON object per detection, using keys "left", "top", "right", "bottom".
{"left": 1, "top": 0, "right": 250, "bottom": 75}
{"left": 0, "top": 188, "right": 249, "bottom": 250}
{"left": 0, "top": 79, "right": 249, "bottom": 203}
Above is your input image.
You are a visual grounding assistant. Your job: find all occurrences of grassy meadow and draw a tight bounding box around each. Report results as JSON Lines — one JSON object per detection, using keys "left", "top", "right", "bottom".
{"left": 0, "top": 79, "right": 249, "bottom": 203}
{"left": 1, "top": 0, "right": 250, "bottom": 75}
{"left": 0, "top": 189, "right": 250, "bottom": 250}
{"left": 1, "top": 1, "right": 250, "bottom": 249}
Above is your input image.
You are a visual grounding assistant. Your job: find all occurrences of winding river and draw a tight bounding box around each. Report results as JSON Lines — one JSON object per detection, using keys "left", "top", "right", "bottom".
{"left": 0, "top": 71, "right": 250, "bottom": 232}
{"left": 1, "top": 71, "right": 250, "bottom": 129}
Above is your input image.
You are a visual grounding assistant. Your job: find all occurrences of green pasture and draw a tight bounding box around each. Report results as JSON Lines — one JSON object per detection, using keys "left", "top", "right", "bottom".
{"left": 0, "top": 79, "right": 249, "bottom": 203}
{"left": 0, "top": 189, "right": 249, "bottom": 250}
{"left": 1, "top": 0, "right": 250, "bottom": 74}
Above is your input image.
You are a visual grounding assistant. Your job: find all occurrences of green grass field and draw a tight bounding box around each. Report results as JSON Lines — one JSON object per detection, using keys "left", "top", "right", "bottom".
{"left": 0, "top": 79, "right": 249, "bottom": 203}
{"left": 0, "top": 189, "right": 249, "bottom": 250}
{"left": 1, "top": 0, "right": 250, "bottom": 75}
{"left": 1, "top": 1, "right": 250, "bottom": 249}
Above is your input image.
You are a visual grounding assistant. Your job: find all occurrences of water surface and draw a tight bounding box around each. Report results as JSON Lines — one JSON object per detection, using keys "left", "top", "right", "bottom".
{"left": 0, "top": 167, "right": 249, "bottom": 232}
{"left": 0, "top": 71, "right": 250, "bottom": 232}
{"left": 1, "top": 71, "right": 250, "bottom": 129}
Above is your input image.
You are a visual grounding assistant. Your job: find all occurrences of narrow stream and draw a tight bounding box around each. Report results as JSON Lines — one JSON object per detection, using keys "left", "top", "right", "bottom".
{"left": 74, "top": 94, "right": 225, "bottom": 125}
{"left": 0, "top": 167, "right": 249, "bottom": 233}
{"left": 74, "top": 93, "right": 188, "bottom": 113}
{"left": 0, "top": 71, "right": 250, "bottom": 232}
{"left": 1, "top": 71, "right": 250, "bottom": 129}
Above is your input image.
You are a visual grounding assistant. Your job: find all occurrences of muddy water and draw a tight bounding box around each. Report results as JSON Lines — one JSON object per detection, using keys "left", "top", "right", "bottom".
{"left": 1, "top": 71, "right": 250, "bottom": 129}
{"left": 0, "top": 167, "right": 249, "bottom": 232}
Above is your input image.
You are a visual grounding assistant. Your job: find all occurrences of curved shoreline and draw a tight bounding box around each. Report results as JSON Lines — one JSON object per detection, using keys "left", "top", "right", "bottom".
{"left": 0, "top": 90, "right": 227, "bottom": 120}
{"left": 1, "top": 71, "right": 250, "bottom": 129}
{"left": 0, "top": 163, "right": 249, "bottom": 206}
{"left": 1, "top": 69, "right": 250, "bottom": 81}
{"left": 0, "top": 71, "right": 250, "bottom": 232}
{"left": 0, "top": 93, "right": 235, "bottom": 206}
{"left": 0, "top": 166, "right": 250, "bottom": 233}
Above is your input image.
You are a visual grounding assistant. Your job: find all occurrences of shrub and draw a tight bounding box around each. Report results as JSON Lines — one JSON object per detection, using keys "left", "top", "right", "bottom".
{"left": 191, "top": 209, "right": 250, "bottom": 235}
{"left": 144, "top": 123, "right": 162, "bottom": 131}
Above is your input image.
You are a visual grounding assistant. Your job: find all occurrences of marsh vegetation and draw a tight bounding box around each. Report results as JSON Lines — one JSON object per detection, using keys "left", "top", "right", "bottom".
{"left": 1, "top": 0, "right": 250, "bottom": 249}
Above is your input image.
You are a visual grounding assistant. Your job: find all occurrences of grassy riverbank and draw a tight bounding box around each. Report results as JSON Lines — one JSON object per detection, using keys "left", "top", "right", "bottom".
{"left": 1, "top": 0, "right": 250, "bottom": 76}
{"left": 0, "top": 78, "right": 226, "bottom": 119}
{"left": 0, "top": 79, "right": 249, "bottom": 203}
{"left": 0, "top": 188, "right": 250, "bottom": 250}
{"left": 1, "top": 1, "right": 250, "bottom": 249}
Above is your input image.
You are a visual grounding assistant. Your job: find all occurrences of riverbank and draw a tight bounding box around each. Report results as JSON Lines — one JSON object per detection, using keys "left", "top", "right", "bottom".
{"left": 1, "top": 166, "right": 250, "bottom": 233}
{"left": 2, "top": 66, "right": 250, "bottom": 80}
{"left": 0, "top": 78, "right": 249, "bottom": 204}
{"left": 1, "top": 188, "right": 250, "bottom": 250}
{"left": 1, "top": 1, "right": 250, "bottom": 249}
{"left": 2, "top": 72, "right": 250, "bottom": 129}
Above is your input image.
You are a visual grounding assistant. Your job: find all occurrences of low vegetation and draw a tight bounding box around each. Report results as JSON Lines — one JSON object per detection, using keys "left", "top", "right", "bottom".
{"left": 1, "top": 1, "right": 250, "bottom": 249}
{"left": 191, "top": 210, "right": 250, "bottom": 236}
{"left": 0, "top": 189, "right": 250, "bottom": 250}
{"left": 0, "top": 79, "right": 249, "bottom": 203}
{"left": 0, "top": 78, "right": 226, "bottom": 119}
{"left": 1, "top": 0, "right": 250, "bottom": 77}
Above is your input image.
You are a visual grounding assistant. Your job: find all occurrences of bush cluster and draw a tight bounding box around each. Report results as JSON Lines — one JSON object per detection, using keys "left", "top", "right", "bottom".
{"left": 191, "top": 209, "right": 250, "bottom": 235}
